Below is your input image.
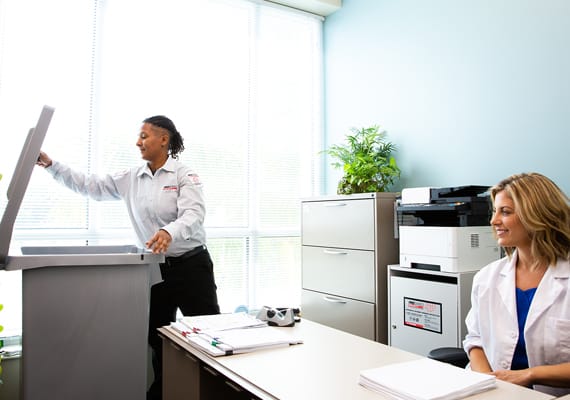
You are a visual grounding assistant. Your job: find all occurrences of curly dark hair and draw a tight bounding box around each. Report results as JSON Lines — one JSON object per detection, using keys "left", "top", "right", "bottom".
{"left": 143, "top": 115, "right": 185, "bottom": 159}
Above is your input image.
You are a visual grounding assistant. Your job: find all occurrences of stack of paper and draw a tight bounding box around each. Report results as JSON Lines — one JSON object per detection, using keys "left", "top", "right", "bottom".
{"left": 359, "top": 358, "right": 496, "bottom": 400}
{"left": 180, "top": 312, "right": 267, "bottom": 331}
{"left": 170, "top": 312, "right": 303, "bottom": 356}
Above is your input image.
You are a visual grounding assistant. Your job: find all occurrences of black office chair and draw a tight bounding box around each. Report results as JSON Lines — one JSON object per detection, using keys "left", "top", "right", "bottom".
{"left": 427, "top": 347, "right": 469, "bottom": 368}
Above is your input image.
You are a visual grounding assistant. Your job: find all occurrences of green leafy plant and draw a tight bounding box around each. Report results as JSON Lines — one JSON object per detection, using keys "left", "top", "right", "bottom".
{"left": 324, "top": 125, "right": 400, "bottom": 194}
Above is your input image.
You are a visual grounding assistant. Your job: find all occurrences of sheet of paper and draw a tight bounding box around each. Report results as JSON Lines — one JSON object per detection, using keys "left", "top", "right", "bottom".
{"left": 181, "top": 312, "right": 266, "bottom": 331}
{"left": 171, "top": 314, "right": 303, "bottom": 357}
{"left": 212, "top": 326, "right": 302, "bottom": 350}
{"left": 359, "top": 358, "right": 496, "bottom": 400}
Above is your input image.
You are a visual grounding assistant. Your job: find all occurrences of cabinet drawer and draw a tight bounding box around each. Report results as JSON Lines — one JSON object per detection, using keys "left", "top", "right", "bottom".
{"left": 302, "top": 198, "right": 375, "bottom": 250}
{"left": 301, "top": 289, "right": 375, "bottom": 340}
{"left": 162, "top": 338, "right": 200, "bottom": 400}
{"left": 302, "top": 246, "right": 375, "bottom": 302}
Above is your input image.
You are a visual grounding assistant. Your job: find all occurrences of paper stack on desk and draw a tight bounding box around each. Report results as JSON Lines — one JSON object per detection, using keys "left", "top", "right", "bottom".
{"left": 170, "top": 312, "right": 303, "bottom": 356}
{"left": 359, "top": 358, "right": 496, "bottom": 400}
{"left": 181, "top": 312, "right": 268, "bottom": 331}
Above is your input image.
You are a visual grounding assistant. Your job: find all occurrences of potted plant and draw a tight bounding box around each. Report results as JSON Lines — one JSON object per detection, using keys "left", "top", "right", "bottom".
{"left": 323, "top": 125, "right": 400, "bottom": 195}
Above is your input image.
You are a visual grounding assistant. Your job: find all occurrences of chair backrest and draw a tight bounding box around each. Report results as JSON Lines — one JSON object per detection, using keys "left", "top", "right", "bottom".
{"left": 427, "top": 347, "right": 469, "bottom": 368}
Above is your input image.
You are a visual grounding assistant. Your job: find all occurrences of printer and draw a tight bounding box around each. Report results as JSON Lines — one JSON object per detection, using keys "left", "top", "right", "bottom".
{"left": 397, "top": 185, "right": 500, "bottom": 273}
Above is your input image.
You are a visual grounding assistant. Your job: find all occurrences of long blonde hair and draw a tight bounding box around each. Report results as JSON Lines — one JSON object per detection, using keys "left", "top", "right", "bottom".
{"left": 490, "top": 173, "right": 570, "bottom": 269}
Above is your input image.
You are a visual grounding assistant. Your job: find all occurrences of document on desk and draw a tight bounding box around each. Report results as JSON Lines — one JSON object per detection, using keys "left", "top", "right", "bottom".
{"left": 359, "top": 358, "right": 496, "bottom": 400}
{"left": 180, "top": 312, "right": 267, "bottom": 331}
{"left": 171, "top": 313, "right": 303, "bottom": 357}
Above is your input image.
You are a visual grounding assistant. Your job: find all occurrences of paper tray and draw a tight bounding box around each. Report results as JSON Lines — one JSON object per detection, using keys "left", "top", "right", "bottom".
{"left": 4, "top": 244, "right": 162, "bottom": 271}
{"left": 20, "top": 244, "right": 144, "bottom": 255}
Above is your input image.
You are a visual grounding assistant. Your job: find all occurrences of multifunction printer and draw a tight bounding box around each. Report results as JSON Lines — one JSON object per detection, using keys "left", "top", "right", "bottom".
{"left": 397, "top": 185, "right": 500, "bottom": 272}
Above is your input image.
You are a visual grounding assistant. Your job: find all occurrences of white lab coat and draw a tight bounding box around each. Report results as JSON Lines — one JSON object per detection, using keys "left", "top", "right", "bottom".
{"left": 463, "top": 252, "right": 570, "bottom": 396}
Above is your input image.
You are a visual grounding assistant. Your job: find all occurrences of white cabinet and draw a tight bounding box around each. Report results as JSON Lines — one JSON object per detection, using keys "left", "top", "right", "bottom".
{"left": 301, "top": 193, "right": 399, "bottom": 343}
{"left": 388, "top": 265, "right": 475, "bottom": 356}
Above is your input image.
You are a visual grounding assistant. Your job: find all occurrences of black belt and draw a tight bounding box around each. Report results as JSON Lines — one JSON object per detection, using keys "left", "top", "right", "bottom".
{"left": 163, "top": 245, "right": 207, "bottom": 266}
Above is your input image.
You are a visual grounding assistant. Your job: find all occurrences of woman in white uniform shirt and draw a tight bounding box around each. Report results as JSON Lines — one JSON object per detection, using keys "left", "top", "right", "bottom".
{"left": 463, "top": 172, "right": 570, "bottom": 396}
{"left": 37, "top": 115, "right": 220, "bottom": 400}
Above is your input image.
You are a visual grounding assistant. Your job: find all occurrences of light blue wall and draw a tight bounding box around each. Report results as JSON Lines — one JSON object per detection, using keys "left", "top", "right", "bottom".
{"left": 322, "top": 0, "right": 570, "bottom": 195}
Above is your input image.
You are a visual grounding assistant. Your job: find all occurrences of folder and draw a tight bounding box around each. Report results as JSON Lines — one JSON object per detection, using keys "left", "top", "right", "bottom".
{"left": 170, "top": 313, "right": 303, "bottom": 356}
{"left": 181, "top": 312, "right": 267, "bottom": 331}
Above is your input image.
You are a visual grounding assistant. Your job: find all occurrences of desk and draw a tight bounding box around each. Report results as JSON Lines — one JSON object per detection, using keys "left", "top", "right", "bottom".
{"left": 158, "top": 320, "right": 554, "bottom": 400}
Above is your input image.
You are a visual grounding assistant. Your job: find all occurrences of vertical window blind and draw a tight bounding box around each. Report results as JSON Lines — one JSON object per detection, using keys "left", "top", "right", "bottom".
{"left": 0, "top": 0, "right": 323, "bottom": 333}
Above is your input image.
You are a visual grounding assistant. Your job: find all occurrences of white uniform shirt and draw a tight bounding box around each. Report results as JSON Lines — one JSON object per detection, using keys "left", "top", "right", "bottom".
{"left": 47, "top": 157, "right": 206, "bottom": 258}
{"left": 463, "top": 252, "right": 570, "bottom": 396}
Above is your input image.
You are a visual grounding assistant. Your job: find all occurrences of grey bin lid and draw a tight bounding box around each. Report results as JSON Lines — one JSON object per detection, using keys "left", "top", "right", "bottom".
{"left": 0, "top": 106, "right": 55, "bottom": 266}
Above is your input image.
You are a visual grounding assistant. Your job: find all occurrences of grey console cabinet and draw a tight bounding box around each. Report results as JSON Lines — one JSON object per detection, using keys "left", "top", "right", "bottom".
{"left": 301, "top": 192, "right": 399, "bottom": 343}
{"left": 388, "top": 265, "right": 476, "bottom": 356}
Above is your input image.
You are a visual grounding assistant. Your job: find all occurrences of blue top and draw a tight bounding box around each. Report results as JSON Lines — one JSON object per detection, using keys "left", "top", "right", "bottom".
{"left": 512, "top": 287, "right": 537, "bottom": 370}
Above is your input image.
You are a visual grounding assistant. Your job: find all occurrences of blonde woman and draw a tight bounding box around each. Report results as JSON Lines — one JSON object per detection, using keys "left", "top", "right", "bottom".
{"left": 463, "top": 172, "right": 570, "bottom": 396}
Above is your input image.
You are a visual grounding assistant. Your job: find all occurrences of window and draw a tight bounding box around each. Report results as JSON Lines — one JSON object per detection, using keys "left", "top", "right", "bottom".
{"left": 0, "top": 0, "right": 323, "bottom": 333}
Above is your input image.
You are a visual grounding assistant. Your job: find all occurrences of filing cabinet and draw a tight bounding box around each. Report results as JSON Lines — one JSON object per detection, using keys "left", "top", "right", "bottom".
{"left": 301, "top": 193, "right": 399, "bottom": 343}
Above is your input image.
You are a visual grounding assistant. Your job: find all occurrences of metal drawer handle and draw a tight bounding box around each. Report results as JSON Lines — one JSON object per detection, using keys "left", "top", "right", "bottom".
{"left": 225, "top": 380, "right": 244, "bottom": 392}
{"left": 203, "top": 365, "right": 219, "bottom": 376}
{"left": 323, "top": 296, "right": 347, "bottom": 304}
{"left": 324, "top": 202, "right": 347, "bottom": 207}
{"left": 323, "top": 249, "right": 348, "bottom": 255}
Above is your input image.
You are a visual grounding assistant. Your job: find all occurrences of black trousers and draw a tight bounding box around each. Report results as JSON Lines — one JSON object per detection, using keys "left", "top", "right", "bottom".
{"left": 147, "top": 247, "right": 220, "bottom": 399}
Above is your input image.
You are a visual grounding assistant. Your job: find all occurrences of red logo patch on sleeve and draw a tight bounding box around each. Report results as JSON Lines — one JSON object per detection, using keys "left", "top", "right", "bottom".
{"left": 188, "top": 173, "right": 202, "bottom": 185}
